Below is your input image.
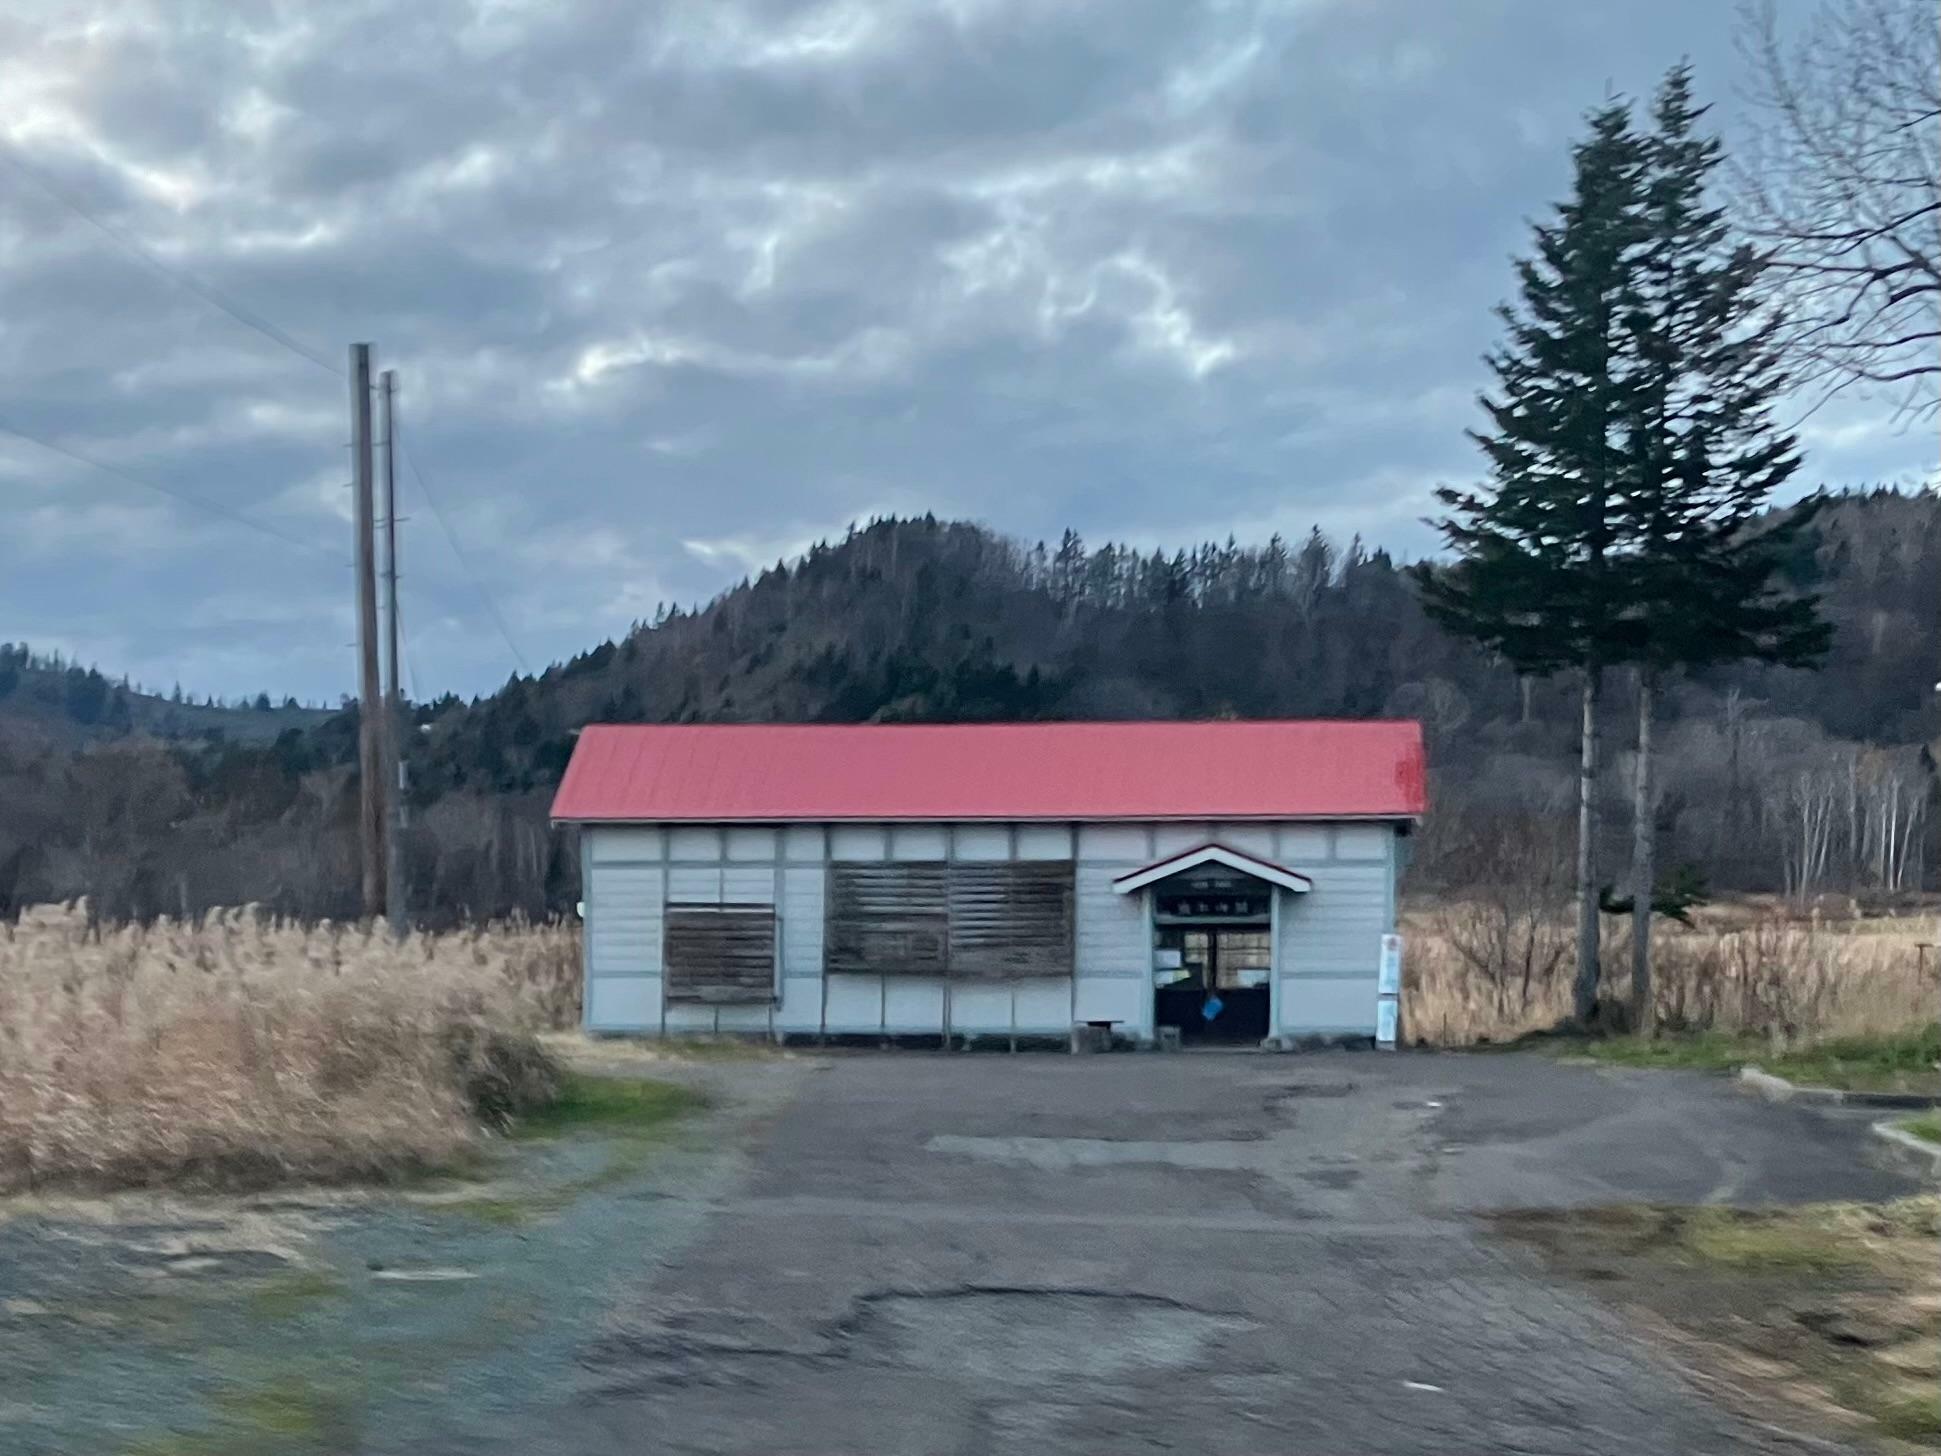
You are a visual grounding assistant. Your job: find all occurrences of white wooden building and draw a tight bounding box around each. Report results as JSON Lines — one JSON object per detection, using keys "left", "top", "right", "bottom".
{"left": 551, "top": 721, "right": 1425, "bottom": 1047}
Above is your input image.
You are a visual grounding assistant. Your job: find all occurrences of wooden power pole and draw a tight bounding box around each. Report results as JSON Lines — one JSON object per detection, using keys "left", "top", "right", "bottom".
{"left": 350, "top": 343, "right": 385, "bottom": 920}
{"left": 379, "top": 369, "right": 406, "bottom": 936}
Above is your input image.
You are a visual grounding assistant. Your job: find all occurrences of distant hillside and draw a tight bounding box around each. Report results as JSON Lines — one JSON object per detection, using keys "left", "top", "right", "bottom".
{"left": 3, "top": 490, "right": 1935, "bottom": 923}
{"left": 0, "top": 646, "right": 334, "bottom": 748}
{"left": 411, "top": 490, "right": 1937, "bottom": 789}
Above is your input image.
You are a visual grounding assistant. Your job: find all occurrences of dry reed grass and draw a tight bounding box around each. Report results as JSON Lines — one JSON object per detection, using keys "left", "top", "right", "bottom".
{"left": 1404, "top": 900, "right": 1941, "bottom": 1047}
{"left": 0, "top": 903, "right": 581, "bottom": 1193}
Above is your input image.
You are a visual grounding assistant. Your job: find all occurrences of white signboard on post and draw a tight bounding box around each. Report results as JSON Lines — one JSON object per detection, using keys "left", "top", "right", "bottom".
{"left": 1376, "top": 933, "right": 1403, "bottom": 1050}
{"left": 1378, "top": 934, "right": 1403, "bottom": 995}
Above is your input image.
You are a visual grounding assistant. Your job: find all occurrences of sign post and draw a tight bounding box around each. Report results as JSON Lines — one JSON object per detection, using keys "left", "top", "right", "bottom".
{"left": 1376, "top": 934, "right": 1402, "bottom": 1050}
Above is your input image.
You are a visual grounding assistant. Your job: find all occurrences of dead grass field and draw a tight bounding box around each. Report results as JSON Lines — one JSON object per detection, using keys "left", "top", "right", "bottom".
{"left": 6, "top": 891, "right": 1934, "bottom": 1191}
{"left": 1404, "top": 901, "right": 1941, "bottom": 1047}
{"left": 0, "top": 904, "right": 579, "bottom": 1193}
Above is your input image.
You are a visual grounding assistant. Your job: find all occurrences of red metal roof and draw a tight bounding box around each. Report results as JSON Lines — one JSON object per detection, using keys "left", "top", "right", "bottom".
{"left": 551, "top": 720, "right": 1426, "bottom": 824}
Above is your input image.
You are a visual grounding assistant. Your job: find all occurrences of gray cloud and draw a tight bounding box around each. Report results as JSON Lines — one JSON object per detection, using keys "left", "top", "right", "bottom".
{"left": 1, "top": 0, "right": 1929, "bottom": 702}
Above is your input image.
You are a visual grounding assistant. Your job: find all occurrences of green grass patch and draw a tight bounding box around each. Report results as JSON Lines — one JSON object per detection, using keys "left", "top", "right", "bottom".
{"left": 1572, "top": 1030, "right": 1756, "bottom": 1072}
{"left": 247, "top": 1270, "right": 343, "bottom": 1319}
{"left": 122, "top": 1374, "right": 358, "bottom": 1455}
{"left": 1675, "top": 1208, "right": 1865, "bottom": 1273}
{"left": 1871, "top": 1390, "right": 1941, "bottom": 1443}
{"left": 1895, "top": 1113, "right": 1941, "bottom": 1145}
{"left": 213, "top": 1377, "right": 354, "bottom": 1440}
{"left": 1575, "top": 1023, "right": 1941, "bottom": 1093}
{"left": 440, "top": 1073, "right": 704, "bottom": 1225}
{"left": 508, "top": 1073, "right": 704, "bottom": 1141}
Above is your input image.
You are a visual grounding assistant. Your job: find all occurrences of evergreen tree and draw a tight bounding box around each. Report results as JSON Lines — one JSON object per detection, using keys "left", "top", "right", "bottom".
{"left": 1614, "top": 68, "right": 1829, "bottom": 1025}
{"left": 1417, "top": 100, "right": 1651, "bottom": 1024}
{"left": 1050, "top": 529, "right": 1087, "bottom": 611}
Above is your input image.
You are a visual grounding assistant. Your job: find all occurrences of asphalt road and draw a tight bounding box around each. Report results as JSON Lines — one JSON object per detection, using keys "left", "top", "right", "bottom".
{"left": 491, "top": 1051, "right": 1916, "bottom": 1456}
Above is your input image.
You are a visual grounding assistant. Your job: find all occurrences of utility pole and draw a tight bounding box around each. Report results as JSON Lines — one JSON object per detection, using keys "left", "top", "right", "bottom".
{"left": 350, "top": 343, "right": 385, "bottom": 920}
{"left": 380, "top": 369, "right": 406, "bottom": 936}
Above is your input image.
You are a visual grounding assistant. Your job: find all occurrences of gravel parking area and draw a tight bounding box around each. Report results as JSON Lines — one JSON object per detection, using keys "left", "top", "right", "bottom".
{"left": 486, "top": 1050, "right": 1914, "bottom": 1455}
{"left": 1, "top": 1049, "right": 1915, "bottom": 1455}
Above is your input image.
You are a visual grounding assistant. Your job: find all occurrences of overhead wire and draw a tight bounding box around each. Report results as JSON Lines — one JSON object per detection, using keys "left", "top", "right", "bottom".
{"left": 6, "top": 140, "right": 533, "bottom": 680}
{"left": 1, "top": 146, "right": 344, "bottom": 378}
{"left": 0, "top": 413, "right": 336, "bottom": 557}
{"left": 395, "top": 426, "right": 532, "bottom": 676}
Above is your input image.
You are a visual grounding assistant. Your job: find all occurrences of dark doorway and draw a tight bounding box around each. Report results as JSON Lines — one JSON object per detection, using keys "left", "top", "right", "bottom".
{"left": 1153, "top": 925, "right": 1272, "bottom": 1044}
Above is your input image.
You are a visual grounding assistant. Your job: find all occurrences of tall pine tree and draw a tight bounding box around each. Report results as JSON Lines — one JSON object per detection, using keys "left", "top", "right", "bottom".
{"left": 1614, "top": 68, "right": 1828, "bottom": 1026}
{"left": 1423, "top": 69, "right": 1828, "bottom": 1029}
{"left": 1418, "top": 101, "right": 1650, "bottom": 1025}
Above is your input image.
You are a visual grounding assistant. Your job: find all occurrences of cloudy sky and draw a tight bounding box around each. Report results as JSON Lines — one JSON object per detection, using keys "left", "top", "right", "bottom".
{"left": 1, "top": 0, "right": 1930, "bottom": 703}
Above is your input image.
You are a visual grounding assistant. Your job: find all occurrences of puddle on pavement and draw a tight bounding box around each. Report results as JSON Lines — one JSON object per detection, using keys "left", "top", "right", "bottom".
{"left": 843, "top": 1288, "right": 1256, "bottom": 1383}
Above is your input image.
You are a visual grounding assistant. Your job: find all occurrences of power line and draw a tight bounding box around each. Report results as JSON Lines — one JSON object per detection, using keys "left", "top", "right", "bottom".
{"left": 399, "top": 597, "right": 423, "bottom": 704}
{"left": 0, "top": 413, "right": 336, "bottom": 556}
{"left": 7, "top": 146, "right": 532, "bottom": 681}
{"left": 1, "top": 146, "right": 343, "bottom": 378}
{"left": 394, "top": 427, "right": 531, "bottom": 676}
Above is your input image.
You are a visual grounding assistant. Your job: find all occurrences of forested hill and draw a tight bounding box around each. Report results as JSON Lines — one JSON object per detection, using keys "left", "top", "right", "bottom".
{"left": 414, "top": 490, "right": 1935, "bottom": 793}
{"left": 3, "top": 489, "right": 1935, "bottom": 922}
{"left": 0, "top": 646, "right": 332, "bottom": 749}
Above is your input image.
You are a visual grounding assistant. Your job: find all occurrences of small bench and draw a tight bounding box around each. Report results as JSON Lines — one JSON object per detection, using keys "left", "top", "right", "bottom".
{"left": 1069, "top": 1020, "right": 1123, "bottom": 1054}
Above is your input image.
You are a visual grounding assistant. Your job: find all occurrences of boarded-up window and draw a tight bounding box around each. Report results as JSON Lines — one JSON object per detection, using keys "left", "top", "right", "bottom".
{"left": 665, "top": 906, "right": 776, "bottom": 1003}
{"left": 827, "top": 862, "right": 1073, "bottom": 979}
{"left": 947, "top": 862, "right": 1072, "bottom": 978}
{"left": 825, "top": 863, "right": 948, "bottom": 976}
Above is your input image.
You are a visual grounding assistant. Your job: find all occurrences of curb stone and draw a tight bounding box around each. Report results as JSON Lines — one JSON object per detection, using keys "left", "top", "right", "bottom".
{"left": 1736, "top": 1065, "right": 1941, "bottom": 1110}
{"left": 1869, "top": 1121, "right": 1941, "bottom": 1179}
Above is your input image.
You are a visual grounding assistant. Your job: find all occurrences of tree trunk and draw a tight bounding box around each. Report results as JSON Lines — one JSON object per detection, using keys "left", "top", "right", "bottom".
{"left": 1629, "top": 668, "right": 1655, "bottom": 1033}
{"left": 1573, "top": 665, "right": 1603, "bottom": 1025}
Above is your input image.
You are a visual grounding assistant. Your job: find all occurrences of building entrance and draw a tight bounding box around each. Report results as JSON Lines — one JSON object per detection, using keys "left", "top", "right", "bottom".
{"left": 1153, "top": 925, "right": 1272, "bottom": 1043}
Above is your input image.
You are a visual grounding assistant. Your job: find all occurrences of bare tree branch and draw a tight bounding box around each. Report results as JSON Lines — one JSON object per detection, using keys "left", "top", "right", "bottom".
{"left": 1733, "top": 0, "right": 1941, "bottom": 419}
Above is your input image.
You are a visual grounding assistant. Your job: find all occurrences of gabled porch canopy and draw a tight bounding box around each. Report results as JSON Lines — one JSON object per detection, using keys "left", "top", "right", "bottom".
{"left": 1110, "top": 843, "right": 1313, "bottom": 896}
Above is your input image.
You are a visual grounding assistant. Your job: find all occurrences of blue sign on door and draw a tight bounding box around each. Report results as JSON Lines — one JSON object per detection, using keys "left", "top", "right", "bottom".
{"left": 1201, "top": 994, "right": 1225, "bottom": 1022}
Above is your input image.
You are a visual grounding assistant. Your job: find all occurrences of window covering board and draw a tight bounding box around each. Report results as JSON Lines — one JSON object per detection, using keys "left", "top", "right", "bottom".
{"left": 826, "top": 862, "right": 1073, "bottom": 980}
{"left": 665, "top": 906, "right": 777, "bottom": 1004}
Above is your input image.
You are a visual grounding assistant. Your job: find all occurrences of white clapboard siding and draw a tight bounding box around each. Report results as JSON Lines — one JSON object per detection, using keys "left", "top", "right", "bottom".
{"left": 589, "top": 827, "right": 662, "bottom": 862}
{"left": 722, "top": 865, "right": 776, "bottom": 906}
{"left": 951, "top": 824, "right": 1012, "bottom": 861}
{"left": 1278, "top": 976, "right": 1378, "bottom": 1036}
{"left": 667, "top": 826, "right": 721, "bottom": 861}
{"left": 1074, "top": 863, "right": 1146, "bottom": 976}
{"left": 1075, "top": 824, "right": 1149, "bottom": 861}
{"left": 1276, "top": 829, "right": 1394, "bottom": 1036}
{"left": 587, "top": 976, "right": 659, "bottom": 1030}
{"left": 586, "top": 862, "right": 663, "bottom": 978}
{"left": 781, "top": 866, "right": 826, "bottom": 978}
{"left": 1331, "top": 823, "right": 1390, "bottom": 860}
{"left": 1280, "top": 862, "right": 1390, "bottom": 975}
{"left": 724, "top": 827, "right": 778, "bottom": 861}
{"left": 667, "top": 864, "right": 723, "bottom": 906}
